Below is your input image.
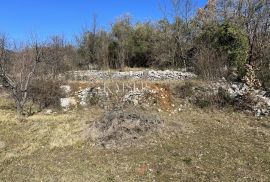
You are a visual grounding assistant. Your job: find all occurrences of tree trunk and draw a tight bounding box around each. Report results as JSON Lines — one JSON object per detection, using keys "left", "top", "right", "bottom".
{"left": 15, "top": 100, "right": 23, "bottom": 115}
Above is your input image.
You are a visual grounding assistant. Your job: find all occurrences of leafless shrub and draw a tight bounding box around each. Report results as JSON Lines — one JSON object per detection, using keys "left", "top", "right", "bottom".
{"left": 193, "top": 45, "right": 228, "bottom": 80}
{"left": 192, "top": 87, "right": 255, "bottom": 113}
{"left": 28, "top": 78, "right": 63, "bottom": 110}
{"left": 173, "top": 81, "right": 194, "bottom": 99}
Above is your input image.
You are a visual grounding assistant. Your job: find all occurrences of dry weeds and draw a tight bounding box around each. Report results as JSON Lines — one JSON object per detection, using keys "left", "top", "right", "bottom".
{"left": 0, "top": 97, "right": 269, "bottom": 181}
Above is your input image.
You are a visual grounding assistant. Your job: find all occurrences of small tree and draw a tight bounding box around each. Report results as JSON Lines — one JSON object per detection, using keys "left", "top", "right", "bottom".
{"left": 0, "top": 34, "right": 43, "bottom": 115}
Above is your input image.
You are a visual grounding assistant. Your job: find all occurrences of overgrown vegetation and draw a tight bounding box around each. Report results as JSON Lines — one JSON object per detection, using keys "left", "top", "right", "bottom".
{"left": 28, "top": 78, "right": 63, "bottom": 110}
{"left": 0, "top": 0, "right": 269, "bottom": 114}
{"left": 0, "top": 101, "right": 269, "bottom": 181}
{"left": 0, "top": 1, "right": 269, "bottom": 181}
{"left": 196, "top": 23, "right": 249, "bottom": 79}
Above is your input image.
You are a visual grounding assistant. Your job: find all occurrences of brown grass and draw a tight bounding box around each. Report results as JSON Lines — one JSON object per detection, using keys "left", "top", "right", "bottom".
{"left": 0, "top": 94, "right": 269, "bottom": 181}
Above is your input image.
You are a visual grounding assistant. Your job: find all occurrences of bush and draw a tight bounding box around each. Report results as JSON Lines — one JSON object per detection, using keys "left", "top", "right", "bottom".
{"left": 232, "top": 94, "right": 255, "bottom": 112}
{"left": 196, "top": 23, "right": 249, "bottom": 78}
{"left": 212, "top": 87, "right": 233, "bottom": 108}
{"left": 194, "top": 96, "right": 212, "bottom": 108}
{"left": 173, "top": 81, "right": 194, "bottom": 99}
{"left": 191, "top": 87, "right": 257, "bottom": 114}
{"left": 193, "top": 87, "right": 233, "bottom": 109}
{"left": 86, "top": 93, "right": 100, "bottom": 106}
{"left": 28, "top": 78, "right": 63, "bottom": 110}
{"left": 217, "top": 23, "right": 249, "bottom": 76}
{"left": 257, "top": 58, "right": 270, "bottom": 89}
{"left": 194, "top": 45, "right": 228, "bottom": 79}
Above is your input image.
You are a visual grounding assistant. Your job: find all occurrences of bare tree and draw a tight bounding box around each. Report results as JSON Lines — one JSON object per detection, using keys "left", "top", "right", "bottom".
{"left": 77, "top": 14, "right": 99, "bottom": 69}
{"left": 96, "top": 30, "right": 110, "bottom": 69}
{"left": 0, "top": 34, "right": 43, "bottom": 115}
{"left": 156, "top": 0, "right": 199, "bottom": 69}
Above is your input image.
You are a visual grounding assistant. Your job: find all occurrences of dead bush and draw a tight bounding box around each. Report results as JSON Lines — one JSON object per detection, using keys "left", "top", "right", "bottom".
{"left": 232, "top": 94, "right": 256, "bottom": 112}
{"left": 193, "top": 87, "right": 233, "bottom": 109}
{"left": 173, "top": 81, "right": 194, "bottom": 99}
{"left": 191, "top": 87, "right": 257, "bottom": 114}
{"left": 28, "top": 78, "right": 63, "bottom": 110}
{"left": 194, "top": 46, "right": 228, "bottom": 80}
{"left": 85, "top": 109, "right": 163, "bottom": 148}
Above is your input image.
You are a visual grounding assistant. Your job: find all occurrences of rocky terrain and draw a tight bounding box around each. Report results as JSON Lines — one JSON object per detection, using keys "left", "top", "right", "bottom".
{"left": 191, "top": 81, "right": 270, "bottom": 116}
{"left": 1, "top": 69, "right": 270, "bottom": 181}
{"left": 59, "top": 70, "right": 270, "bottom": 117}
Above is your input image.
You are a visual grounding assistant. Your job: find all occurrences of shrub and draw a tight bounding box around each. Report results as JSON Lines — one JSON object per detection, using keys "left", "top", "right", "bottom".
{"left": 191, "top": 87, "right": 257, "bottom": 114}
{"left": 28, "top": 78, "right": 63, "bottom": 110}
{"left": 215, "top": 87, "right": 233, "bottom": 108}
{"left": 217, "top": 23, "right": 249, "bottom": 76}
{"left": 194, "top": 45, "right": 228, "bottom": 79}
{"left": 86, "top": 93, "right": 100, "bottom": 106}
{"left": 257, "top": 58, "right": 270, "bottom": 89}
{"left": 232, "top": 94, "right": 256, "bottom": 112}
{"left": 173, "top": 81, "right": 194, "bottom": 99}
{"left": 196, "top": 23, "right": 249, "bottom": 78}
{"left": 194, "top": 96, "right": 212, "bottom": 108}
{"left": 193, "top": 87, "right": 233, "bottom": 109}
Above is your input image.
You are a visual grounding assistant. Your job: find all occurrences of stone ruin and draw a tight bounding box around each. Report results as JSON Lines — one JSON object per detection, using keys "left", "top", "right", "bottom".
{"left": 59, "top": 80, "right": 270, "bottom": 116}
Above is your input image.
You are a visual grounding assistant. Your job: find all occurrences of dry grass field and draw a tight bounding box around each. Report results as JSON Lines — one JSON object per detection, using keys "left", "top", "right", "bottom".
{"left": 0, "top": 94, "right": 269, "bottom": 181}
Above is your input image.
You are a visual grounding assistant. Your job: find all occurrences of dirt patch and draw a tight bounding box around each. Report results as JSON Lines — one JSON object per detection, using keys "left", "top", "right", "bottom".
{"left": 86, "top": 110, "right": 164, "bottom": 148}
{"left": 148, "top": 83, "right": 173, "bottom": 111}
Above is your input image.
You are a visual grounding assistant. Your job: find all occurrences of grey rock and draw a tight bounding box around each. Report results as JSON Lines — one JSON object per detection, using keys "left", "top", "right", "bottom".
{"left": 45, "top": 109, "right": 53, "bottom": 114}
{"left": 61, "top": 69, "right": 197, "bottom": 81}
{"left": 60, "top": 97, "right": 76, "bottom": 108}
{"left": 60, "top": 85, "right": 71, "bottom": 94}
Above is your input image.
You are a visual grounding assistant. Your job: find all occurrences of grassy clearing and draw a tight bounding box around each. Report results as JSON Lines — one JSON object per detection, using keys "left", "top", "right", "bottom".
{"left": 0, "top": 97, "right": 269, "bottom": 181}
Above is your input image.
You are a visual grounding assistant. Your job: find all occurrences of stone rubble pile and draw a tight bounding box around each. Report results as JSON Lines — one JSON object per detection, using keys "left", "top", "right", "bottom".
{"left": 242, "top": 64, "right": 261, "bottom": 89}
{"left": 122, "top": 88, "right": 157, "bottom": 106}
{"left": 179, "top": 80, "right": 270, "bottom": 116}
{"left": 77, "top": 87, "right": 96, "bottom": 106}
{"left": 214, "top": 81, "right": 270, "bottom": 116}
{"left": 61, "top": 69, "right": 197, "bottom": 81}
